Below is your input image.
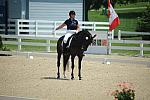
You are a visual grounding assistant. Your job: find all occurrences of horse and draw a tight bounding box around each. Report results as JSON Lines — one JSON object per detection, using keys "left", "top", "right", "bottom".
{"left": 56, "top": 30, "right": 96, "bottom": 80}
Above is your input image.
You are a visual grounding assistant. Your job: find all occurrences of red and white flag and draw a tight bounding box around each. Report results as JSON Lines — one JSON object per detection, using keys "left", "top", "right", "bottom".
{"left": 108, "top": 0, "right": 120, "bottom": 31}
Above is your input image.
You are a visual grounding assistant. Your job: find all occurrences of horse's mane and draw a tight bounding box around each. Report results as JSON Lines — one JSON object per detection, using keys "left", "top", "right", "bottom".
{"left": 75, "top": 30, "right": 91, "bottom": 39}
{"left": 76, "top": 30, "right": 89, "bottom": 35}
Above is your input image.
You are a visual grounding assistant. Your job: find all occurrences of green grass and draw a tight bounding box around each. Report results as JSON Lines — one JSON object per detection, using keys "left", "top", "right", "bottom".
{"left": 112, "top": 50, "right": 140, "bottom": 56}
{"left": 4, "top": 45, "right": 17, "bottom": 51}
{"left": 22, "top": 39, "right": 57, "bottom": 43}
{"left": 88, "top": 11, "right": 108, "bottom": 22}
{"left": 112, "top": 50, "right": 150, "bottom": 57}
{"left": 116, "top": 9, "right": 145, "bottom": 32}
{"left": 112, "top": 43, "right": 139, "bottom": 47}
{"left": 89, "top": 2, "right": 148, "bottom": 32}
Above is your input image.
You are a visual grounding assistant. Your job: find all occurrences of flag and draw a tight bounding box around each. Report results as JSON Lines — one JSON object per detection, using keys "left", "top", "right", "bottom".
{"left": 108, "top": 0, "right": 120, "bottom": 31}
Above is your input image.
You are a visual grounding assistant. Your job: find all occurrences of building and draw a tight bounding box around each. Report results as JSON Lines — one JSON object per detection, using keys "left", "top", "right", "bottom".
{"left": 0, "top": 0, "right": 85, "bottom": 23}
{"left": 0, "top": 0, "right": 6, "bottom": 24}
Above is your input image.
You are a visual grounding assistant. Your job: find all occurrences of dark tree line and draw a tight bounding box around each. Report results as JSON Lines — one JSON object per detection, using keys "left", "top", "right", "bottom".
{"left": 137, "top": 5, "right": 150, "bottom": 40}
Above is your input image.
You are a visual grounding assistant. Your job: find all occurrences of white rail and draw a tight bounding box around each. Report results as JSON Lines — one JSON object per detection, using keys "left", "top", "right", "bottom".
{"left": 0, "top": 34, "right": 59, "bottom": 52}
{"left": 118, "top": 30, "right": 150, "bottom": 40}
{"left": 109, "top": 40, "right": 150, "bottom": 56}
{"left": 0, "top": 19, "right": 111, "bottom": 36}
{"left": 0, "top": 19, "right": 111, "bottom": 54}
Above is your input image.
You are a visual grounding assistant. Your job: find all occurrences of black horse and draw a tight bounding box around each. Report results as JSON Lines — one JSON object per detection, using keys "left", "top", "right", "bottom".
{"left": 57, "top": 30, "right": 96, "bottom": 80}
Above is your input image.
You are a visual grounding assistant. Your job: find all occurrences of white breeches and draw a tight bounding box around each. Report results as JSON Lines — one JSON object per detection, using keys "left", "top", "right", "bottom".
{"left": 63, "top": 33, "right": 72, "bottom": 43}
{"left": 63, "top": 30, "right": 76, "bottom": 43}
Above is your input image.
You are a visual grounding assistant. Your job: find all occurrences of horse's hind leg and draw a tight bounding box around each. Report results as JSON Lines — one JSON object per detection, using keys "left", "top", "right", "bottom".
{"left": 78, "top": 55, "right": 83, "bottom": 80}
{"left": 57, "top": 53, "right": 61, "bottom": 79}
{"left": 63, "top": 54, "right": 70, "bottom": 78}
{"left": 71, "top": 55, "right": 75, "bottom": 80}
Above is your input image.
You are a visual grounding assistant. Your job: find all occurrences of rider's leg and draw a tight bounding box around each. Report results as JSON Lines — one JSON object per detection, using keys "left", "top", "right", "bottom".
{"left": 63, "top": 33, "right": 72, "bottom": 44}
{"left": 63, "top": 33, "right": 72, "bottom": 53}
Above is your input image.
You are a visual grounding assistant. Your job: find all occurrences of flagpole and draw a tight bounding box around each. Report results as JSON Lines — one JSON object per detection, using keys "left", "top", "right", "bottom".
{"left": 108, "top": 0, "right": 110, "bottom": 17}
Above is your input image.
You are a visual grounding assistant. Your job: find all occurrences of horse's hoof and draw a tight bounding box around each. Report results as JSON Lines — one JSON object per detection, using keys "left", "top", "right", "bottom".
{"left": 79, "top": 76, "right": 82, "bottom": 80}
{"left": 57, "top": 77, "right": 60, "bottom": 79}
{"left": 71, "top": 77, "right": 74, "bottom": 80}
{"left": 57, "top": 76, "right": 60, "bottom": 79}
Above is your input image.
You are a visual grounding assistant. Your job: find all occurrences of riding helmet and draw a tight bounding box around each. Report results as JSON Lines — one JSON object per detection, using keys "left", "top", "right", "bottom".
{"left": 69, "top": 11, "right": 76, "bottom": 16}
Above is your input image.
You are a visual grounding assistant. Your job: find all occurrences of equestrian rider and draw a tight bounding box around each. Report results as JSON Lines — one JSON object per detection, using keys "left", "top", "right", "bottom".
{"left": 55, "top": 11, "right": 80, "bottom": 51}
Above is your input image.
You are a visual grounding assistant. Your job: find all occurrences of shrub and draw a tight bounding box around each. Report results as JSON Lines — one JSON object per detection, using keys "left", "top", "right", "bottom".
{"left": 0, "top": 36, "right": 10, "bottom": 51}
{"left": 110, "top": 82, "right": 135, "bottom": 100}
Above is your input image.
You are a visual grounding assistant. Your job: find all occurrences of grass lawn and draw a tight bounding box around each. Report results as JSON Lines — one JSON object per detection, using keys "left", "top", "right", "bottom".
{"left": 88, "top": 8, "right": 145, "bottom": 33}
{"left": 88, "top": 2, "right": 149, "bottom": 33}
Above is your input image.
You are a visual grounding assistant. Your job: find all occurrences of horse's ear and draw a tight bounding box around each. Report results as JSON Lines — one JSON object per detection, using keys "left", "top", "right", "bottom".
{"left": 92, "top": 34, "right": 96, "bottom": 39}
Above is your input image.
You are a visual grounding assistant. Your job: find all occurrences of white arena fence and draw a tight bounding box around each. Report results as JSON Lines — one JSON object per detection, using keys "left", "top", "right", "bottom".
{"left": 0, "top": 19, "right": 111, "bottom": 36}
{"left": 108, "top": 30, "right": 150, "bottom": 56}
{"left": 0, "top": 19, "right": 150, "bottom": 56}
{"left": 0, "top": 19, "right": 111, "bottom": 54}
{"left": 118, "top": 30, "right": 150, "bottom": 40}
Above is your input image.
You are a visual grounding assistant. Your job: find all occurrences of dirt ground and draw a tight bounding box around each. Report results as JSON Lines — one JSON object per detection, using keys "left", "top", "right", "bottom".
{"left": 0, "top": 54, "right": 150, "bottom": 100}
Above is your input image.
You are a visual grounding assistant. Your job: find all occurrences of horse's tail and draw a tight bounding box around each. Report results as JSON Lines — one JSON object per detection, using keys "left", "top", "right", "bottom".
{"left": 57, "top": 36, "right": 64, "bottom": 53}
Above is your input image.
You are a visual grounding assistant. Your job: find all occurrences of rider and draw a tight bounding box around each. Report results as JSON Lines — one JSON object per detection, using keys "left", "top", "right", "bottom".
{"left": 55, "top": 11, "right": 80, "bottom": 52}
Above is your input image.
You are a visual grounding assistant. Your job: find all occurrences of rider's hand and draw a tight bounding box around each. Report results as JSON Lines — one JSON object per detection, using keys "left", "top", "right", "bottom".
{"left": 75, "top": 30, "right": 79, "bottom": 34}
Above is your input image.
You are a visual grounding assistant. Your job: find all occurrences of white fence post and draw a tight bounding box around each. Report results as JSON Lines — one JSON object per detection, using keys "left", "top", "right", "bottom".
{"left": 18, "top": 38, "right": 21, "bottom": 51}
{"left": 108, "top": 41, "right": 112, "bottom": 54}
{"left": 15, "top": 19, "right": 21, "bottom": 51}
{"left": 118, "top": 30, "right": 121, "bottom": 40}
{"left": 111, "top": 30, "right": 114, "bottom": 40}
{"left": 15, "top": 19, "right": 19, "bottom": 35}
{"left": 140, "top": 42, "right": 144, "bottom": 56}
{"left": 93, "top": 22, "right": 96, "bottom": 31}
{"left": 46, "top": 40, "right": 50, "bottom": 52}
{"left": 93, "top": 22, "right": 98, "bottom": 46}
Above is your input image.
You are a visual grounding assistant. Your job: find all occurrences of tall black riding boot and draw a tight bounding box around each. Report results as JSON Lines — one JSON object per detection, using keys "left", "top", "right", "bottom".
{"left": 63, "top": 43, "right": 70, "bottom": 54}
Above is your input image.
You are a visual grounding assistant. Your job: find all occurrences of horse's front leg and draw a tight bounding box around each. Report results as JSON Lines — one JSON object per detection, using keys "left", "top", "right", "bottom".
{"left": 78, "top": 55, "right": 83, "bottom": 80}
{"left": 57, "top": 53, "right": 61, "bottom": 79}
{"left": 71, "top": 55, "right": 75, "bottom": 80}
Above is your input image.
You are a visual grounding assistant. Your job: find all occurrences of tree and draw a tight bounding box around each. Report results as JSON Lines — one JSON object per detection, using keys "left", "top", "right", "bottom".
{"left": 85, "top": 0, "right": 93, "bottom": 21}
{"left": 85, "top": 0, "right": 102, "bottom": 21}
{"left": 137, "top": 5, "right": 150, "bottom": 32}
{"left": 136, "top": 5, "right": 150, "bottom": 40}
{"left": 91, "top": 0, "right": 103, "bottom": 10}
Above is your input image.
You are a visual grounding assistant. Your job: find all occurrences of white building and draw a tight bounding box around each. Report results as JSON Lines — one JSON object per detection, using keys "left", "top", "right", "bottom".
{"left": 0, "top": 0, "right": 85, "bottom": 22}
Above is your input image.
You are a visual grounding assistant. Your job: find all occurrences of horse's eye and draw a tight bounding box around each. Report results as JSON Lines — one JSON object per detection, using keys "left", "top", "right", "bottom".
{"left": 85, "top": 37, "right": 89, "bottom": 40}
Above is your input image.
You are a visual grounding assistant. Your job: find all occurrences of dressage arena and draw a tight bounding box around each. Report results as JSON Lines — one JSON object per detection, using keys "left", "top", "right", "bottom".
{"left": 0, "top": 54, "right": 150, "bottom": 100}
